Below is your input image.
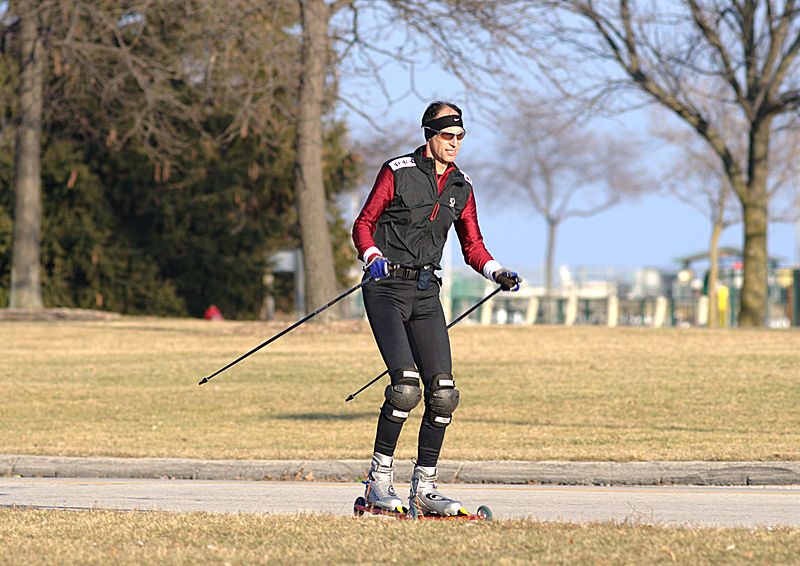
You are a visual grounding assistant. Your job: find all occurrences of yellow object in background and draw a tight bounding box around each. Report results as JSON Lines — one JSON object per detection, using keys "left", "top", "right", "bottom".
{"left": 717, "top": 285, "right": 729, "bottom": 327}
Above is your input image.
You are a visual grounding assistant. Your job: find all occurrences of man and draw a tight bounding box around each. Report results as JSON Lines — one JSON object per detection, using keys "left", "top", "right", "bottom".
{"left": 352, "top": 101, "right": 521, "bottom": 516}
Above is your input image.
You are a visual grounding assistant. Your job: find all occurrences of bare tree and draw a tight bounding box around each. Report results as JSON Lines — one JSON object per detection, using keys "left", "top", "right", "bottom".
{"left": 654, "top": 102, "right": 800, "bottom": 326}
{"left": 292, "top": 0, "right": 345, "bottom": 320}
{"left": 9, "top": 1, "right": 45, "bottom": 309}
{"left": 288, "top": 0, "right": 534, "bottom": 318}
{"left": 492, "top": 101, "right": 649, "bottom": 320}
{"left": 656, "top": 118, "right": 742, "bottom": 328}
{"left": 534, "top": 1, "right": 800, "bottom": 326}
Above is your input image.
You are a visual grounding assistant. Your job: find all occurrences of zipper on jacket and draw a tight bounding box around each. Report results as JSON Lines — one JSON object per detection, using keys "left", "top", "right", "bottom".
{"left": 429, "top": 202, "right": 440, "bottom": 221}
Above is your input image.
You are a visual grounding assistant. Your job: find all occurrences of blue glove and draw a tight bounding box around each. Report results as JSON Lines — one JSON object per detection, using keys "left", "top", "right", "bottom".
{"left": 366, "top": 255, "right": 390, "bottom": 280}
{"left": 493, "top": 269, "right": 521, "bottom": 291}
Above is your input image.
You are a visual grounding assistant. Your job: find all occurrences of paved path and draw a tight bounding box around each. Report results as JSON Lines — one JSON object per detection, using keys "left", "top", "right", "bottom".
{"left": 4, "top": 455, "right": 800, "bottom": 485}
{"left": 2, "top": 477, "right": 799, "bottom": 528}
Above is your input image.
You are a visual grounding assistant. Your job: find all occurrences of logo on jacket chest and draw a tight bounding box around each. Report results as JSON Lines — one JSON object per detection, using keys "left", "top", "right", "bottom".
{"left": 388, "top": 156, "right": 415, "bottom": 171}
{"left": 449, "top": 197, "right": 456, "bottom": 208}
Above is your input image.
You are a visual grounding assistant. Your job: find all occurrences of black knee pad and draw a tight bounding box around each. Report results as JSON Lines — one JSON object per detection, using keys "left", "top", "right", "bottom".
{"left": 382, "top": 367, "right": 422, "bottom": 423}
{"left": 424, "top": 373, "right": 459, "bottom": 428}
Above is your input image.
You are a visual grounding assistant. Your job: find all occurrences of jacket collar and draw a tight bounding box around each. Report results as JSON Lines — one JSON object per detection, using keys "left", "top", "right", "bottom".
{"left": 414, "top": 145, "right": 457, "bottom": 178}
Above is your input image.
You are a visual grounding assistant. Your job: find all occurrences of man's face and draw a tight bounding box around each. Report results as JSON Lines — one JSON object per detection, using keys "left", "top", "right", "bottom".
{"left": 426, "top": 110, "right": 464, "bottom": 168}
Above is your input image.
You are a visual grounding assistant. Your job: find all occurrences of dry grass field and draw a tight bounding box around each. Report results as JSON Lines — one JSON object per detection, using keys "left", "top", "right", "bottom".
{"left": 3, "top": 317, "right": 800, "bottom": 564}
{"left": 2, "top": 317, "right": 799, "bottom": 462}
{"left": 1, "top": 508, "right": 799, "bottom": 565}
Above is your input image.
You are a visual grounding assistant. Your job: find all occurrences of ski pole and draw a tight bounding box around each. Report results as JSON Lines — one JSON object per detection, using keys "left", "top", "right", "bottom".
{"left": 199, "top": 277, "right": 372, "bottom": 386}
{"left": 344, "top": 285, "right": 503, "bottom": 402}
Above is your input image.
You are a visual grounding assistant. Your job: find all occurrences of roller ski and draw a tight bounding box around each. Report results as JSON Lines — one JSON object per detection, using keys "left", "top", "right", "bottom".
{"left": 407, "top": 464, "right": 492, "bottom": 520}
{"left": 353, "top": 462, "right": 492, "bottom": 521}
{"left": 355, "top": 453, "right": 408, "bottom": 517}
{"left": 353, "top": 496, "right": 491, "bottom": 521}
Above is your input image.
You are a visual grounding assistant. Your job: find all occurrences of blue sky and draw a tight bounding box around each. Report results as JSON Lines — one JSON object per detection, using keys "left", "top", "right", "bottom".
{"left": 339, "top": 67, "right": 798, "bottom": 279}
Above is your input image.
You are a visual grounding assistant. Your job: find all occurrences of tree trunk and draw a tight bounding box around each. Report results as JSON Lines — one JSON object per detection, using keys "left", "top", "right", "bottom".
{"left": 294, "top": 0, "right": 341, "bottom": 319}
{"left": 739, "top": 195, "right": 768, "bottom": 327}
{"left": 545, "top": 218, "right": 556, "bottom": 324}
{"left": 738, "top": 125, "right": 770, "bottom": 327}
{"left": 9, "top": 9, "right": 44, "bottom": 310}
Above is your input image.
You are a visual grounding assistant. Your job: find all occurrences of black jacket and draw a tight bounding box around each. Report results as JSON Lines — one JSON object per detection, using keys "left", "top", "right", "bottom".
{"left": 373, "top": 146, "right": 473, "bottom": 270}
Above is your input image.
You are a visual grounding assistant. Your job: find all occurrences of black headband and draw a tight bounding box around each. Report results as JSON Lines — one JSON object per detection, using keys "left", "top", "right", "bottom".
{"left": 422, "top": 114, "right": 464, "bottom": 139}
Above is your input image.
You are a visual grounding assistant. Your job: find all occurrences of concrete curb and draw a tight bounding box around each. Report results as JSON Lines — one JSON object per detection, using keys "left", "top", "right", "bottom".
{"left": 2, "top": 455, "right": 800, "bottom": 486}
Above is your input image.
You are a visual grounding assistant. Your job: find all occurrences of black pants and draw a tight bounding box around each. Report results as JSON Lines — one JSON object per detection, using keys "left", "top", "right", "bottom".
{"left": 362, "top": 276, "right": 452, "bottom": 468}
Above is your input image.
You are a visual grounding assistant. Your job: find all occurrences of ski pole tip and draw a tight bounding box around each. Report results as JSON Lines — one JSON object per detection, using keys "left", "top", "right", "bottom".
{"left": 198, "top": 377, "right": 209, "bottom": 386}
{"left": 345, "top": 394, "right": 354, "bottom": 402}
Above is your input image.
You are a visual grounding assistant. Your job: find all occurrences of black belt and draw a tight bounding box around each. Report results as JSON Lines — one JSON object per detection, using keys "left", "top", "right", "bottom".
{"left": 391, "top": 266, "right": 425, "bottom": 280}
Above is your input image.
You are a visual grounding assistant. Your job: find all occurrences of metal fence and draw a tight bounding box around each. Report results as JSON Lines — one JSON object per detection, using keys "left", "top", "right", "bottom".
{"left": 332, "top": 265, "right": 799, "bottom": 328}
{"left": 439, "top": 266, "right": 799, "bottom": 328}
{"left": 443, "top": 285, "right": 795, "bottom": 328}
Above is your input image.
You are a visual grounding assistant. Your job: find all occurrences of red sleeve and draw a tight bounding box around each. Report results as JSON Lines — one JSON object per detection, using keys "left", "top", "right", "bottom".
{"left": 352, "top": 166, "right": 394, "bottom": 261}
{"left": 454, "top": 190, "right": 494, "bottom": 274}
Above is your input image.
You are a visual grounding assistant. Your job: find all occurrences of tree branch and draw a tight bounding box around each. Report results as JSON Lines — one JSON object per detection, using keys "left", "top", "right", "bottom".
{"left": 686, "top": 0, "right": 747, "bottom": 109}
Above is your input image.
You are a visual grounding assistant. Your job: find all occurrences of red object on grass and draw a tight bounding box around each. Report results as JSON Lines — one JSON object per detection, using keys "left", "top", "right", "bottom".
{"left": 204, "top": 305, "right": 223, "bottom": 320}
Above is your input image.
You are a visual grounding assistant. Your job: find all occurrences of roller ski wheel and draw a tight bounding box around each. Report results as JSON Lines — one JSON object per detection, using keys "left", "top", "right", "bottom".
{"left": 353, "top": 496, "right": 367, "bottom": 516}
{"left": 353, "top": 496, "right": 407, "bottom": 518}
{"left": 407, "top": 505, "right": 493, "bottom": 521}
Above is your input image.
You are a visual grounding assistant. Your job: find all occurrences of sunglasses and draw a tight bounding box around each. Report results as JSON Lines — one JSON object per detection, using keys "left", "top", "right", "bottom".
{"left": 426, "top": 127, "right": 466, "bottom": 141}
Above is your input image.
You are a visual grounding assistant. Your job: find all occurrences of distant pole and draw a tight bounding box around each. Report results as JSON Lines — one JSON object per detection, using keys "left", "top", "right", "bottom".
{"left": 795, "top": 217, "right": 800, "bottom": 266}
